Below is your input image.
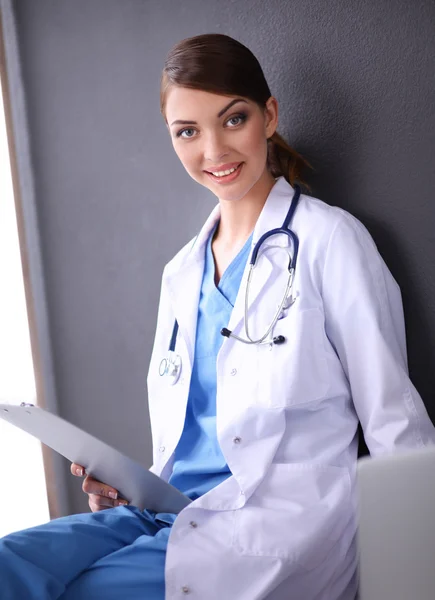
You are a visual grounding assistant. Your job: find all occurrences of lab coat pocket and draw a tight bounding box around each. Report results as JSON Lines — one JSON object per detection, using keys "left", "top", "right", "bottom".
{"left": 233, "top": 462, "right": 352, "bottom": 571}
{"left": 258, "top": 307, "right": 329, "bottom": 407}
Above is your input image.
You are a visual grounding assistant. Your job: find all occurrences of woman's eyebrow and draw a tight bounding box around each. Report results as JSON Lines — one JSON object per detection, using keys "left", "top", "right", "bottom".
{"left": 170, "top": 99, "right": 248, "bottom": 126}
{"left": 217, "top": 98, "right": 248, "bottom": 117}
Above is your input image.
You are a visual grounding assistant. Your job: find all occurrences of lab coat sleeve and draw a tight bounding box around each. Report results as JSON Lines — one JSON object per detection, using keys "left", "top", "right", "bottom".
{"left": 321, "top": 211, "right": 435, "bottom": 456}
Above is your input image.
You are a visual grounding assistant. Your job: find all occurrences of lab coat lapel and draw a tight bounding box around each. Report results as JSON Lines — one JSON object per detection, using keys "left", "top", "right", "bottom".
{"left": 164, "top": 204, "right": 221, "bottom": 370}
{"left": 226, "top": 177, "right": 295, "bottom": 338}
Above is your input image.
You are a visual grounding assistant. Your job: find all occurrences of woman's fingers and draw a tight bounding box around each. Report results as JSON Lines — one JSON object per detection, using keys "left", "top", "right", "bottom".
{"left": 82, "top": 474, "right": 119, "bottom": 500}
{"left": 70, "top": 463, "right": 128, "bottom": 512}
{"left": 82, "top": 475, "right": 128, "bottom": 511}
{"left": 88, "top": 493, "right": 128, "bottom": 511}
{"left": 71, "top": 465, "right": 120, "bottom": 500}
{"left": 89, "top": 498, "right": 109, "bottom": 512}
{"left": 70, "top": 462, "right": 85, "bottom": 477}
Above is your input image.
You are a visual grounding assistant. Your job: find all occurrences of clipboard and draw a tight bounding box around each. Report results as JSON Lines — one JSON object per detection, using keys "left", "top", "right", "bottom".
{"left": 0, "top": 403, "right": 191, "bottom": 514}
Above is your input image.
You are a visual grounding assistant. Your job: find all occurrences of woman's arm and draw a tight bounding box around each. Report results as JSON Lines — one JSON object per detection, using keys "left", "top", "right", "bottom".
{"left": 321, "top": 211, "right": 435, "bottom": 455}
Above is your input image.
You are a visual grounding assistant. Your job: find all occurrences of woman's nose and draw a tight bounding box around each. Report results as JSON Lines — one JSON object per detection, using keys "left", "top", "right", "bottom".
{"left": 203, "top": 131, "right": 229, "bottom": 164}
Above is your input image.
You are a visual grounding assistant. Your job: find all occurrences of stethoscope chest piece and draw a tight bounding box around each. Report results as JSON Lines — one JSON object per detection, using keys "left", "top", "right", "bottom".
{"left": 159, "top": 351, "right": 182, "bottom": 385}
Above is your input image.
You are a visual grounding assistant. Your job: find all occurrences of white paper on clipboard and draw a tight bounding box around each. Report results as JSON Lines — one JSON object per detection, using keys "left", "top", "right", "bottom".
{"left": 0, "top": 403, "right": 191, "bottom": 514}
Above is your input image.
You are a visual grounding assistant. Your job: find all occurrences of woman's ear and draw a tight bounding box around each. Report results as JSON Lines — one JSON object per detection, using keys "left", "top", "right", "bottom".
{"left": 264, "top": 96, "right": 279, "bottom": 138}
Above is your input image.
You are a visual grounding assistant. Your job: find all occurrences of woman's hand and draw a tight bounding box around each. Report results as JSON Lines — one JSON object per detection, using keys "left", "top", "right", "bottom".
{"left": 70, "top": 463, "right": 129, "bottom": 512}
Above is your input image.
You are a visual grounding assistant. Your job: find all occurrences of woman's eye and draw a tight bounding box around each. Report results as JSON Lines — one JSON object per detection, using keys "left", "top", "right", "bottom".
{"left": 226, "top": 114, "right": 247, "bottom": 127}
{"left": 177, "top": 128, "right": 197, "bottom": 139}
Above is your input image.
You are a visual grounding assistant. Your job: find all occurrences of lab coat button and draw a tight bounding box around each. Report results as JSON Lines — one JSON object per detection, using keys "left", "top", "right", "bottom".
{"left": 230, "top": 368, "right": 237, "bottom": 376}
{"left": 159, "top": 446, "right": 165, "bottom": 453}
{"left": 181, "top": 586, "right": 190, "bottom": 594}
{"left": 189, "top": 520, "right": 198, "bottom": 528}
{"left": 233, "top": 436, "right": 242, "bottom": 444}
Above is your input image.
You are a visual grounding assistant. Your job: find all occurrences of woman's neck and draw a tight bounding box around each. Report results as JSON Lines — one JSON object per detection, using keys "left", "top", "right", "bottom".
{"left": 213, "top": 171, "right": 276, "bottom": 250}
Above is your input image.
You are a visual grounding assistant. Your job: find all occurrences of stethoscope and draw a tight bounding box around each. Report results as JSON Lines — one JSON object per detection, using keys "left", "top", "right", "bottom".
{"left": 159, "top": 185, "right": 301, "bottom": 385}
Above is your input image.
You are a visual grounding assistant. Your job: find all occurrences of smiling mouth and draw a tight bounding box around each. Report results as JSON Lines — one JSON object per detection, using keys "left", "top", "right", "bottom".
{"left": 205, "top": 163, "right": 243, "bottom": 179}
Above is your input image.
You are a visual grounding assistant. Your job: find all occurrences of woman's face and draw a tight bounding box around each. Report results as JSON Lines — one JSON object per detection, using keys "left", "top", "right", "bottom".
{"left": 164, "top": 86, "right": 278, "bottom": 202}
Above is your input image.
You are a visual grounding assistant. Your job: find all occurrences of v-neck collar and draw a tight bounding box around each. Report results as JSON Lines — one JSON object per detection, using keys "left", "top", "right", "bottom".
{"left": 205, "top": 223, "right": 253, "bottom": 308}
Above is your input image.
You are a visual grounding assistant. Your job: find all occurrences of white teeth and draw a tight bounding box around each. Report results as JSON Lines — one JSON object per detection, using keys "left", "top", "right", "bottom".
{"left": 211, "top": 165, "right": 238, "bottom": 177}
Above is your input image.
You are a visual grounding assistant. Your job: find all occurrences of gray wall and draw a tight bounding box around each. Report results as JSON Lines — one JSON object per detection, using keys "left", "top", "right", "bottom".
{"left": 3, "top": 0, "right": 435, "bottom": 515}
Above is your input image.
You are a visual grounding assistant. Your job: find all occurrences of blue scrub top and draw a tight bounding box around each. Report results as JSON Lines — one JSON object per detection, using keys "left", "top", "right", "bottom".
{"left": 169, "top": 223, "right": 254, "bottom": 500}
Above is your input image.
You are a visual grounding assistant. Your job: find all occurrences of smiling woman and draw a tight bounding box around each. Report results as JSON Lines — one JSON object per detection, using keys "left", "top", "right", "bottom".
{"left": 165, "top": 88, "right": 276, "bottom": 200}
{"left": 0, "top": 31, "right": 434, "bottom": 600}
{"left": 159, "top": 35, "right": 312, "bottom": 282}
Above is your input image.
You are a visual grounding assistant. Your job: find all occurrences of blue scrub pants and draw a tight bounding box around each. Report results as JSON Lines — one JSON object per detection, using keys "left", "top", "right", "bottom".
{"left": 0, "top": 505, "right": 174, "bottom": 600}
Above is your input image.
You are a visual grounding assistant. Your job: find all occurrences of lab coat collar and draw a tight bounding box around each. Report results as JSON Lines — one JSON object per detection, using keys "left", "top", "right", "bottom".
{"left": 166, "top": 176, "right": 295, "bottom": 274}
{"left": 227, "top": 177, "right": 297, "bottom": 337}
{"left": 162, "top": 203, "right": 221, "bottom": 367}
{"left": 252, "top": 176, "right": 296, "bottom": 250}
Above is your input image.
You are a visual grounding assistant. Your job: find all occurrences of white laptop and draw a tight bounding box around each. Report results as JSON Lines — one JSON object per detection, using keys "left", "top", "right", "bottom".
{"left": 357, "top": 445, "right": 435, "bottom": 600}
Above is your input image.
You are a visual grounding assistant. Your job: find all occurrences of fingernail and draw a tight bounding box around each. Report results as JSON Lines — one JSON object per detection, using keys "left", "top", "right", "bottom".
{"left": 117, "top": 500, "right": 128, "bottom": 506}
{"left": 108, "top": 491, "right": 118, "bottom": 500}
{"left": 76, "top": 467, "right": 84, "bottom": 476}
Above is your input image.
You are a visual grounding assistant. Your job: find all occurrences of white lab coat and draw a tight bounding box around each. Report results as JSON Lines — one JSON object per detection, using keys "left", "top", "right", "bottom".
{"left": 147, "top": 177, "right": 435, "bottom": 600}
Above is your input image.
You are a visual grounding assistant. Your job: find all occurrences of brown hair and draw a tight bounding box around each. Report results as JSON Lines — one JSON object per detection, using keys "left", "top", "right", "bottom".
{"left": 160, "top": 33, "right": 312, "bottom": 188}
